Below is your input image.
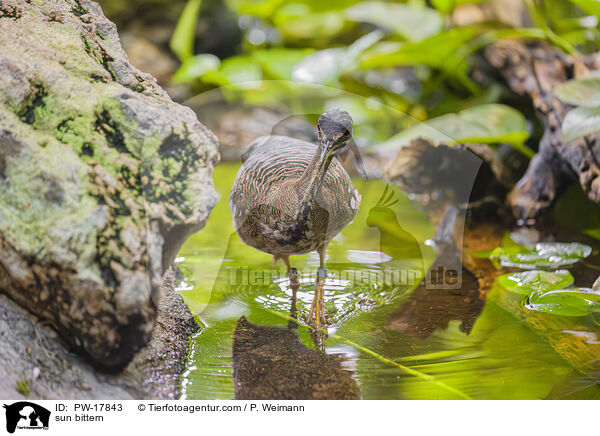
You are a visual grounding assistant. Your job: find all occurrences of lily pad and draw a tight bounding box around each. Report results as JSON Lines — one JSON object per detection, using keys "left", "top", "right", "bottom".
{"left": 376, "top": 104, "right": 531, "bottom": 154}
{"left": 498, "top": 270, "right": 574, "bottom": 295}
{"left": 562, "top": 106, "right": 600, "bottom": 142}
{"left": 345, "top": 2, "right": 443, "bottom": 42}
{"left": 492, "top": 242, "right": 592, "bottom": 269}
{"left": 525, "top": 287, "right": 600, "bottom": 317}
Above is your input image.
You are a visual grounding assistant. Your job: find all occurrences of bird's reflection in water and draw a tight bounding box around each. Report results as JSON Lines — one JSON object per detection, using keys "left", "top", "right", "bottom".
{"left": 232, "top": 312, "right": 361, "bottom": 399}
{"left": 386, "top": 242, "right": 485, "bottom": 338}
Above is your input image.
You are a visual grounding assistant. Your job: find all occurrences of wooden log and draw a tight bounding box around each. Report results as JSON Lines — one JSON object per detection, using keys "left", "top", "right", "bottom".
{"left": 483, "top": 40, "right": 600, "bottom": 221}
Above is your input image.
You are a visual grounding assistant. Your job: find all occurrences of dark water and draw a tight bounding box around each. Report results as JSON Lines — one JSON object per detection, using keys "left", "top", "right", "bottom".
{"left": 176, "top": 163, "right": 600, "bottom": 400}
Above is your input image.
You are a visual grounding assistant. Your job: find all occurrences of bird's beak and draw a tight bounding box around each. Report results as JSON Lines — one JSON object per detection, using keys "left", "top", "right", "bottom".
{"left": 317, "top": 144, "right": 336, "bottom": 173}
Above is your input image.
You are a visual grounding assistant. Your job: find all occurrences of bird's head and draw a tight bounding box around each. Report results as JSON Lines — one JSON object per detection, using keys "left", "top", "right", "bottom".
{"left": 317, "top": 108, "right": 353, "bottom": 154}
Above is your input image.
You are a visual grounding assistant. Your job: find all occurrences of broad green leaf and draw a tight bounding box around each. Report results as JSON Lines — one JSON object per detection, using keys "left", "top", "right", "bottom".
{"left": 203, "top": 56, "right": 263, "bottom": 88}
{"left": 219, "top": 57, "right": 263, "bottom": 85}
{"left": 377, "top": 104, "right": 531, "bottom": 153}
{"left": 430, "top": 0, "right": 487, "bottom": 13}
{"left": 345, "top": 2, "right": 443, "bottom": 42}
{"left": 489, "top": 242, "right": 592, "bottom": 269}
{"left": 568, "top": 0, "right": 600, "bottom": 18}
{"left": 225, "top": 0, "right": 284, "bottom": 19}
{"left": 273, "top": 4, "right": 345, "bottom": 40}
{"left": 292, "top": 30, "right": 383, "bottom": 85}
{"left": 536, "top": 242, "right": 593, "bottom": 262}
{"left": 555, "top": 74, "right": 600, "bottom": 107}
{"left": 172, "top": 54, "right": 220, "bottom": 83}
{"left": 252, "top": 48, "right": 314, "bottom": 80}
{"left": 498, "top": 270, "right": 574, "bottom": 295}
{"left": 525, "top": 287, "right": 600, "bottom": 316}
{"left": 361, "top": 27, "right": 477, "bottom": 69}
{"left": 170, "top": 0, "right": 203, "bottom": 61}
{"left": 562, "top": 107, "right": 600, "bottom": 142}
{"left": 291, "top": 48, "right": 346, "bottom": 84}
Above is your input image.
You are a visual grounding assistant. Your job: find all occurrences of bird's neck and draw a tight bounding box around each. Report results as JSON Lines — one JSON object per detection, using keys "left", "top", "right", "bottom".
{"left": 295, "top": 145, "right": 333, "bottom": 218}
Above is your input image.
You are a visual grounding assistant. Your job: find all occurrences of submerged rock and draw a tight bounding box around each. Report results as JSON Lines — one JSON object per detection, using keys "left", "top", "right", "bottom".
{"left": 0, "top": 0, "right": 218, "bottom": 369}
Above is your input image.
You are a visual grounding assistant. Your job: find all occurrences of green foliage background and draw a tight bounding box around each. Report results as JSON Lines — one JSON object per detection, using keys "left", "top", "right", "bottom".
{"left": 164, "top": 0, "right": 600, "bottom": 147}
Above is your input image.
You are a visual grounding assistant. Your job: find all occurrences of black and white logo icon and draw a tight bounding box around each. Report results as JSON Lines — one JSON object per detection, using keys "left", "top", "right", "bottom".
{"left": 3, "top": 402, "right": 50, "bottom": 434}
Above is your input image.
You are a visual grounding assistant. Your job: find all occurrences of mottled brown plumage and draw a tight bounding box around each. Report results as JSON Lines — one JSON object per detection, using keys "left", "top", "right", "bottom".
{"left": 229, "top": 109, "right": 360, "bottom": 327}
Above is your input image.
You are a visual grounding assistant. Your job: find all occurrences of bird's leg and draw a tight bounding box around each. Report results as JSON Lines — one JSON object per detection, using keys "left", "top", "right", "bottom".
{"left": 283, "top": 256, "right": 299, "bottom": 329}
{"left": 307, "top": 243, "right": 328, "bottom": 328}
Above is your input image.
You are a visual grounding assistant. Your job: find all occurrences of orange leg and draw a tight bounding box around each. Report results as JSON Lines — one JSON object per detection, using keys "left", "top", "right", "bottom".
{"left": 306, "top": 243, "right": 328, "bottom": 328}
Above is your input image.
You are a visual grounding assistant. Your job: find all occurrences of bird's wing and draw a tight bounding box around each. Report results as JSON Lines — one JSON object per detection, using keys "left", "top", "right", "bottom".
{"left": 241, "top": 135, "right": 287, "bottom": 162}
{"left": 240, "top": 136, "right": 268, "bottom": 162}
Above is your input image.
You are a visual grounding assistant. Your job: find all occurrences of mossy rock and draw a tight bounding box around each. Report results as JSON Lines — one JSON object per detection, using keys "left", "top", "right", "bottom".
{"left": 0, "top": 0, "right": 218, "bottom": 369}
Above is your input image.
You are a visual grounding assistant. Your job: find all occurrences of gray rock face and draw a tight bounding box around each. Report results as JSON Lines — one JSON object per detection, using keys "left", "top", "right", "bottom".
{"left": 0, "top": 0, "right": 218, "bottom": 369}
{"left": 0, "top": 268, "right": 199, "bottom": 399}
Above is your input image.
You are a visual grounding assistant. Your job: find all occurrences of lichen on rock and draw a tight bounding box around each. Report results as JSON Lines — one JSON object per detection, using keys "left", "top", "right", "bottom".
{"left": 0, "top": 0, "right": 218, "bottom": 369}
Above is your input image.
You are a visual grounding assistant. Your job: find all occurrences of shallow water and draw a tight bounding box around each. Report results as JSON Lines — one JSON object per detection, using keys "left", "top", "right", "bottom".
{"left": 177, "top": 163, "right": 600, "bottom": 400}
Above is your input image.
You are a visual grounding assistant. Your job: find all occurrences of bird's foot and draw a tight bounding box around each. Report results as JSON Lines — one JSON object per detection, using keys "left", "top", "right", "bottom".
{"left": 306, "top": 267, "right": 328, "bottom": 328}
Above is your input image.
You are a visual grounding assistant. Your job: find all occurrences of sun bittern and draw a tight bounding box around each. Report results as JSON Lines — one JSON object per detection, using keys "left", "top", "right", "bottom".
{"left": 229, "top": 109, "right": 360, "bottom": 327}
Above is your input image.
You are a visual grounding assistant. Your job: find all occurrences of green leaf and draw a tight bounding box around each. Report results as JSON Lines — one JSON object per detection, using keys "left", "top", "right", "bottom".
{"left": 201, "top": 56, "right": 263, "bottom": 88}
{"left": 525, "top": 287, "right": 600, "bottom": 316}
{"left": 430, "top": 0, "right": 487, "bottom": 14}
{"left": 292, "top": 30, "right": 383, "bottom": 85}
{"left": 252, "top": 48, "right": 314, "bottom": 80}
{"left": 273, "top": 4, "right": 346, "bottom": 40}
{"left": 225, "top": 0, "right": 284, "bottom": 19}
{"left": 568, "top": 0, "right": 600, "bottom": 18}
{"left": 170, "top": 0, "right": 203, "bottom": 61}
{"left": 172, "top": 54, "right": 220, "bottom": 83}
{"left": 219, "top": 57, "right": 263, "bottom": 86}
{"left": 555, "top": 74, "right": 600, "bottom": 107}
{"left": 377, "top": 104, "right": 531, "bottom": 154}
{"left": 361, "top": 27, "right": 477, "bottom": 69}
{"left": 16, "top": 380, "right": 30, "bottom": 397}
{"left": 536, "top": 242, "right": 593, "bottom": 261}
{"left": 345, "top": 2, "right": 443, "bottom": 42}
{"left": 492, "top": 242, "right": 592, "bottom": 269}
{"left": 562, "top": 106, "right": 600, "bottom": 142}
{"left": 498, "top": 270, "right": 574, "bottom": 295}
